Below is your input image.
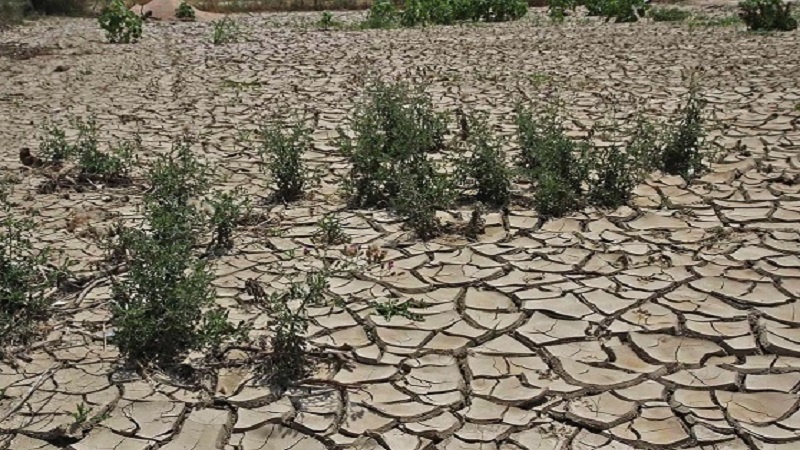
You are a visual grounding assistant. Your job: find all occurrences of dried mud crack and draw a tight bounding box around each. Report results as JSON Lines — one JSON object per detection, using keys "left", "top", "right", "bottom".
{"left": 2, "top": 6, "right": 800, "bottom": 450}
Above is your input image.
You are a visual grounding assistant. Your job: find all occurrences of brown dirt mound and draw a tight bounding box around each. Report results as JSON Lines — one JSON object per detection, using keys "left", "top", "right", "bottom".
{"left": 131, "top": 0, "right": 221, "bottom": 21}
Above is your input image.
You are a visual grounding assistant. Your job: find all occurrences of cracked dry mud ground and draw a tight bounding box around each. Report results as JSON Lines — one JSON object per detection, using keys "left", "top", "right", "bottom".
{"left": 2, "top": 8, "right": 800, "bottom": 450}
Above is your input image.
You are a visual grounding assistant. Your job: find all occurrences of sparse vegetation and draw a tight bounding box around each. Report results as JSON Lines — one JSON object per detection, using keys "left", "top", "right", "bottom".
{"left": 110, "top": 138, "right": 244, "bottom": 365}
{"left": 0, "top": 181, "right": 65, "bottom": 353}
{"left": 738, "top": 0, "right": 797, "bottom": 31}
{"left": 259, "top": 121, "right": 309, "bottom": 202}
{"left": 548, "top": 0, "right": 576, "bottom": 21}
{"left": 456, "top": 113, "right": 512, "bottom": 207}
{"left": 314, "top": 214, "right": 350, "bottom": 246}
{"left": 176, "top": 1, "right": 196, "bottom": 21}
{"left": 208, "top": 189, "right": 249, "bottom": 252}
{"left": 581, "top": 0, "right": 649, "bottom": 22}
{"left": 587, "top": 146, "right": 637, "bottom": 208}
{"left": 339, "top": 80, "right": 452, "bottom": 238}
{"left": 659, "top": 87, "right": 707, "bottom": 179}
{"left": 212, "top": 16, "right": 240, "bottom": 44}
{"left": 648, "top": 6, "right": 691, "bottom": 22}
{"left": 363, "top": 0, "right": 398, "bottom": 28}
{"left": 98, "top": 0, "right": 143, "bottom": 44}
{"left": 36, "top": 118, "right": 138, "bottom": 186}
{"left": 318, "top": 11, "right": 340, "bottom": 29}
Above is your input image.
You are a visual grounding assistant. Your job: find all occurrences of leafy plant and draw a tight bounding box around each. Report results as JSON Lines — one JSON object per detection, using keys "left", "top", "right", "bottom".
{"left": 516, "top": 105, "right": 588, "bottom": 218}
{"left": 548, "top": 0, "right": 576, "bottom": 21}
{"left": 72, "top": 403, "right": 92, "bottom": 425}
{"left": 111, "top": 138, "right": 243, "bottom": 365}
{"left": 318, "top": 11, "right": 340, "bottom": 29}
{"left": 339, "top": 80, "right": 446, "bottom": 208}
{"left": 98, "top": 0, "right": 143, "bottom": 44}
{"left": 69, "top": 119, "right": 138, "bottom": 184}
{"left": 212, "top": 16, "right": 240, "bottom": 44}
{"left": 339, "top": 80, "right": 452, "bottom": 238}
{"left": 370, "top": 298, "right": 426, "bottom": 321}
{"left": 738, "top": 0, "right": 797, "bottom": 31}
{"left": 587, "top": 146, "right": 637, "bottom": 209}
{"left": 208, "top": 189, "right": 249, "bottom": 252}
{"left": 0, "top": 181, "right": 65, "bottom": 352}
{"left": 38, "top": 122, "right": 72, "bottom": 165}
{"left": 659, "top": 87, "right": 707, "bottom": 179}
{"left": 175, "top": 1, "right": 196, "bottom": 21}
{"left": 393, "top": 159, "right": 454, "bottom": 239}
{"left": 259, "top": 121, "right": 309, "bottom": 203}
{"left": 583, "top": 0, "right": 648, "bottom": 22}
{"left": 648, "top": 6, "right": 691, "bottom": 22}
{"left": 314, "top": 214, "right": 350, "bottom": 246}
{"left": 484, "top": 0, "right": 527, "bottom": 21}
{"left": 455, "top": 113, "right": 511, "bottom": 207}
{"left": 363, "top": 0, "right": 398, "bottom": 28}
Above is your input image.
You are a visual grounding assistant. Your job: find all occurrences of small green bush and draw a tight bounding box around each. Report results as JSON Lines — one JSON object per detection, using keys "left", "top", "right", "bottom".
{"left": 660, "top": 87, "right": 707, "bottom": 179}
{"left": 587, "top": 146, "right": 637, "bottom": 208}
{"left": 37, "top": 118, "right": 137, "bottom": 184}
{"left": 403, "top": 0, "right": 526, "bottom": 25}
{"left": 340, "top": 80, "right": 452, "bottom": 238}
{"left": 648, "top": 6, "right": 691, "bottom": 22}
{"left": 318, "top": 11, "right": 340, "bottom": 29}
{"left": 548, "top": 0, "right": 576, "bottom": 21}
{"left": 516, "top": 105, "right": 588, "bottom": 218}
{"left": 393, "top": 159, "right": 454, "bottom": 239}
{"left": 98, "top": 0, "right": 143, "bottom": 44}
{"left": 259, "top": 122, "right": 309, "bottom": 202}
{"left": 582, "top": 0, "right": 648, "bottom": 22}
{"left": 175, "top": 1, "right": 196, "bottom": 21}
{"left": 111, "top": 139, "right": 242, "bottom": 365}
{"left": 363, "top": 0, "right": 398, "bottom": 28}
{"left": 208, "top": 189, "right": 249, "bottom": 252}
{"left": 339, "top": 80, "right": 446, "bottom": 208}
{"left": 0, "top": 182, "right": 65, "bottom": 351}
{"left": 455, "top": 113, "right": 512, "bottom": 207}
{"left": 738, "top": 0, "right": 797, "bottom": 31}
{"left": 212, "top": 16, "right": 240, "bottom": 44}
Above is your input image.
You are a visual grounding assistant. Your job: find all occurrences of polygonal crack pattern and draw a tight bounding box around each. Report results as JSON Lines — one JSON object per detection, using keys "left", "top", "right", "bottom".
{"left": 2, "top": 5, "right": 800, "bottom": 450}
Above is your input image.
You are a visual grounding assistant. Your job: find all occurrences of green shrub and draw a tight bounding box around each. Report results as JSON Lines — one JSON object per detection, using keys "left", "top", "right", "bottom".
{"left": 582, "top": 0, "right": 648, "bottom": 22}
{"left": 403, "top": 0, "right": 525, "bottom": 25}
{"left": 98, "top": 0, "right": 143, "bottom": 44}
{"left": 175, "top": 1, "right": 196, "bottom": 21}
{"left": 587, "top": 146, "right": 637, "bottom": 209}
{"left": 0, "top": 182, "right": 65, "bottom": 351}
{"left": 738, "top": 0, "right": 797, "bottom": 31}
{"left": 484, "top": 0, "right": 527, "bottom": 21}
{"left": 393, "top": 159, "right": 454, "bottom": 239}
{"left": 259, "top": 122, "right": 309, "bottom": 202}
{"left": 455, "top": 113, "right": 511, "bottom": 207}
{"left": 38, "top": 122, "right": 72, "bottom": 164}
{"left": 339, "top": 80, "right": 452, "bottom": 238}
{"left": 516, "top": 105, "right": 588, "bottom": 218}
{"left": 339, "top": 80, "right": 446, "bottom": 208}
{"left": 318, "top": 11, "right": 340, "bottom": 29}
{"left": 111, "top": 139, "right": 242, "bottom": 364}
{"left": 363, "top": 0, "right": 398, "bottom": 28}
{"left": 212, "top": 16, "right": 240, "bottom": 44}
{"left": 37, "top": 118, "right": 137, "bottom": 184}
{"left": 648, "top": 6, "right": 691, "bottom": 21}
{"left": 314, "top": 214, "right": 350, "bottom": 246}
{"left": 72, "top": 119, "right": 138, "bottom": 184}
{"left": 208, "top": 189, "right": 249, "bottom": 252}
{"left": 660, "top": 87, "right": 707, "bottom": 179}
{"left": 548, "top": 0, "right": 576, "bottom": 21}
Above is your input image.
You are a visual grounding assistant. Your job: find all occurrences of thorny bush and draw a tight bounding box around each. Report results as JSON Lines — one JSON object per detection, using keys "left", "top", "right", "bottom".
{"left": 455, "top": 112, "right": 511, "bottom": 207}
{"left": 738, "top": 0, "right": 797, "bottom": 31}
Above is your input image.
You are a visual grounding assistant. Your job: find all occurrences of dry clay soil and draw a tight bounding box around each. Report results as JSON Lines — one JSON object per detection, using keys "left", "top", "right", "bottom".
{"left": 2, "top": 7, "right": 800, "bottom": 450}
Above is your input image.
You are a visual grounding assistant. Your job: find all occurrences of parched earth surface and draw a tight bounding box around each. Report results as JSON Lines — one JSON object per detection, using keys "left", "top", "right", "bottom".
{"left": 2, "top": 7, "right": 800, "bottom": 450}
